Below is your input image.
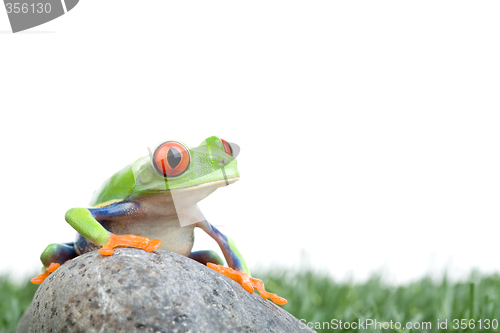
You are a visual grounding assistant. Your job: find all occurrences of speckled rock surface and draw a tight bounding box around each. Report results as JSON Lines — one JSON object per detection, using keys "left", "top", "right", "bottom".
{"left": 17, "top": 248, "right": 313, "bottom": 333}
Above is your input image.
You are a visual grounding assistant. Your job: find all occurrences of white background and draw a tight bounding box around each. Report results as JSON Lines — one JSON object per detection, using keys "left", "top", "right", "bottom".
{"left": 1, "top": 1, "right": 499, "bottom": 284}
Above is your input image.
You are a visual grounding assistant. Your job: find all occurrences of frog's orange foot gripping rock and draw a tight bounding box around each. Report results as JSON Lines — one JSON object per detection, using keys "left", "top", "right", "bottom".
{"left": 98, "top": 233, "right": 162, "bottom": 256}
{"left": 207, "top": 263, "right": 287, "bottom": 305}
{"left": 31, "top": 262, "right": 61, "bottom": 285}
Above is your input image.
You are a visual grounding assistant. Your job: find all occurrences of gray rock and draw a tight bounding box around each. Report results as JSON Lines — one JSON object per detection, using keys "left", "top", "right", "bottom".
{"left": 18, "top": 248, "right": 313, "bottom": 333}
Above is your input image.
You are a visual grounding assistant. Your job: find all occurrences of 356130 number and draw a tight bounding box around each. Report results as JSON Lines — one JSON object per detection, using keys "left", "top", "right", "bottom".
{"left": 5, "top": 3, "right": 51, "bottom": 14}
{"left": 452, "top": 319, "right": 499, "bottom": 330}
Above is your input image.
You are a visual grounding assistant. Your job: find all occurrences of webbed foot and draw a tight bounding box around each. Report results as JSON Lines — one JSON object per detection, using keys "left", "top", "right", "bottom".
{"left": 207, "top": 263, "right": 287, "bottom": 305}
{"left": 98, "top": 233, "right": 161, "bottom": 256}
{"left": 31, "top": 262, "right": 61, "bottom": 285}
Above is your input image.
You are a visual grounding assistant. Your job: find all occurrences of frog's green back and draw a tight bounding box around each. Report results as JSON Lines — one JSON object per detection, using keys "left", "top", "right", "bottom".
{"left": 88, "top": 163, "right": 136, "bottom": 207}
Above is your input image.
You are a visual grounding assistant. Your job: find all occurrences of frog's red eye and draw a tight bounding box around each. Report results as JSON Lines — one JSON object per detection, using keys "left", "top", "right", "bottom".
{"left": 221, "top": 139, "right": 240, "bottom": 157}
{"left": 152, "top": 141, "right": 190, "bottom": 177}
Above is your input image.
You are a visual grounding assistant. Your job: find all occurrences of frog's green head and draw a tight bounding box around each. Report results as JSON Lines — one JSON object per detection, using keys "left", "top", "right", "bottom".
{"left": 130, "top": 136, "right": 240, "bottom": 198}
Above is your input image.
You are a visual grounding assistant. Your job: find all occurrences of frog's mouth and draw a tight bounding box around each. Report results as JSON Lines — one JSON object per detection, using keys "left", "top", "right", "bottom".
{"left": 170, "top": 176, "right": 240, "bottom": 193}
{"left": 143, "top": 177, "right": 240, "bottom": 205}
{"left": 141, "top": 176, "right": 240, "bottom": 194}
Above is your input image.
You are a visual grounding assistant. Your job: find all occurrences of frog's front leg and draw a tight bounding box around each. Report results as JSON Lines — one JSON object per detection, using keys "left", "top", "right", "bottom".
{"left": 197, "top": 221, "right": 287, "bottom": 305}
{"left": 67, "top": 205, "right": 161, "bottom": 255}
{"left": 33, "top": 203, "right": 161, "bottom": 284}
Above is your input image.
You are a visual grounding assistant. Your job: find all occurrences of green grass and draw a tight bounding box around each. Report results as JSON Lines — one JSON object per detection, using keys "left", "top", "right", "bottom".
{"left": 0, "top": 275, "right": 38, "bottom": 333}
{"left": 257, "top": 268, "right": 500, "bottom": 332}
{"left": 2, "top": 270, "right": 500, "bottom": 333}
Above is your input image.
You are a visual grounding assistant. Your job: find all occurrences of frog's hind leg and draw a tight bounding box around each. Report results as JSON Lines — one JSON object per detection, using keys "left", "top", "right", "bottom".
{"left": 40, "top": 242, "right": 78, "bottom": 267}
{"left": 197, "top": 221, "right": 287, "bottom": 305}
{"left": 189, "top": 250, "right": 224, "bottom": 266}
{"left": 31, "top": 242, "right": 78, "bottom": 284}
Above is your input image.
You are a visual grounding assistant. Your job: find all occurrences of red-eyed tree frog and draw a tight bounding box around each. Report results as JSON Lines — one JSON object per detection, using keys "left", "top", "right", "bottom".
{"left": 32, "top": 136, "right": 286, "bottom": 305}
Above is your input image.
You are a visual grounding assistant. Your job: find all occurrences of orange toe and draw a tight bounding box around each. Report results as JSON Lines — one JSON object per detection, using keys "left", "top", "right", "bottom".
{"left": 207, "top": 263, "right": 287, "bottom": 305}
{"left": 31, "top": 262, "right": 61, "bottom": 285}
{"left": 144, "top": 239, "right": 162, "bottom": 252}
{"left": 98, "top": 233, "right": 161, "bottom": 256}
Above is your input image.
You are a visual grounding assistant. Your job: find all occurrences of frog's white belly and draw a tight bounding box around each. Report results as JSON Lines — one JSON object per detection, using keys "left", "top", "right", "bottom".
{"left": 108, "top": 217, "right": 196, "bottom": 257}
